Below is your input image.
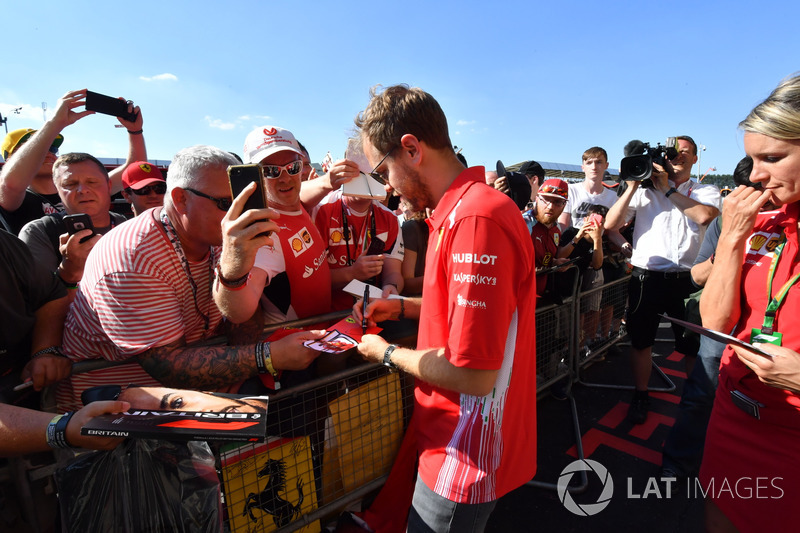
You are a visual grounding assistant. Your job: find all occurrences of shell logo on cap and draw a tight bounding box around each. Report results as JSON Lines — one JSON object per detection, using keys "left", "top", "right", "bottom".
{"left": 139, "top": 163, "right": 152, "bottom": 173}
{"left": 264, "top": 127, "right": 277, "bottom": 136}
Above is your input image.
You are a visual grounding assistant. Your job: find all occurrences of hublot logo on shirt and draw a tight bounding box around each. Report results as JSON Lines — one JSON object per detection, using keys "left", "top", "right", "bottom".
{"left": 452, "top": 253, "right": 498, "bottom": 265}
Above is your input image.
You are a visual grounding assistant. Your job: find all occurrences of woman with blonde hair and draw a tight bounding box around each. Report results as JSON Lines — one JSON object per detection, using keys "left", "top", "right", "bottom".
{"left": 700, "top": 73, "right": 800, "bottom": 532}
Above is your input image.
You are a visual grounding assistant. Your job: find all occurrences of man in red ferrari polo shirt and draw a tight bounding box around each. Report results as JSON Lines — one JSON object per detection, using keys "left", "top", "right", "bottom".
{"left": 353, "top": 85, "right": 537, "bottom": 532}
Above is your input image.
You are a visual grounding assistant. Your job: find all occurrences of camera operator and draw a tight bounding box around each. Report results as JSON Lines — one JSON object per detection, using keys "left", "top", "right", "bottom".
{"left": 605, "top": 136, "right": 721, "bottom": 424}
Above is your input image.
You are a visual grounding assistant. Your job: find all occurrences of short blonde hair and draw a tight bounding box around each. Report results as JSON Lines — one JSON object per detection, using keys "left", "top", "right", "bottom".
{"left": 740, "top": 73, "right": 800, "bottom": 140}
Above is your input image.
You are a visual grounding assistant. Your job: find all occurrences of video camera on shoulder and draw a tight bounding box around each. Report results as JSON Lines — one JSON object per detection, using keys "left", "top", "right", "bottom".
{"left": 619, "top": 138, "right": 679, "bottom": 189}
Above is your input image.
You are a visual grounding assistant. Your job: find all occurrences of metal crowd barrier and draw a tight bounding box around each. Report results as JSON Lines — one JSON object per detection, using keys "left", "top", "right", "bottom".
{"left": 528, "top": 267, "right": 634, "bottom": 493}
{"left": 217, "top": 362, "right": 414, "bottom": 533}
{"left": 6, "top": 267, "right": 653, "bottom": 532}
{"left": 575, "top": 274, "right": 676, "bottom": 392}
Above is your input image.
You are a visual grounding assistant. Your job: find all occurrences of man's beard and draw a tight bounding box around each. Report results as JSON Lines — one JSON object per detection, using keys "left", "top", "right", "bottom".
{"left": 394, "top": 164, "right": 433, "bottom": 212}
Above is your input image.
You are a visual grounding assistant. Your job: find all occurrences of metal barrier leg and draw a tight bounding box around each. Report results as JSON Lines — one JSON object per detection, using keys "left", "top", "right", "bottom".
{"left": 526, "top": 387, "right": 588, "bottom": 494}
{"left": 528, "top": 268, "right": 588, "bottom": 493}
{"left": 577, "top": 357, "right": 676, "bottom": 392}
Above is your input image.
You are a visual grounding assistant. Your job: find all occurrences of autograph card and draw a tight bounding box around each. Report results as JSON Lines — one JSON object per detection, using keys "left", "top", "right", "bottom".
{"left": 303, "top": 316, "right": 382, "bottom": 354}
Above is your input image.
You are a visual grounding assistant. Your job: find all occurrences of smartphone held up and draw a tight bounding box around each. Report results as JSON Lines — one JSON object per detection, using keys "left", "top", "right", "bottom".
{"left": 227, "top": 164, "right": 271, "bottom": 237}
{"left": 586, "top": 213, "right": 604, "bottom": 227}
{"left": 63, "top": 213, "right": 96, "bottom": 243}
{"left": 84, "top": 90, "right": 138, "bottom": 122}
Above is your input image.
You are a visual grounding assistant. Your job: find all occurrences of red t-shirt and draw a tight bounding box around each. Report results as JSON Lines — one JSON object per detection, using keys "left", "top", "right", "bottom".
{"left": 416, "top": 167, "right": 537, "bottom": 504}
{"left": 313, "top": 191, "right": 404, "bottom": 310}
{"left": 531, "top": 220, "right": 561, "bottom": 297}
{"left": 719, "top": 202, "right": 800, "bottom": 413}
{"left": 254, "top": 208, "right": 332, "bottom": 322}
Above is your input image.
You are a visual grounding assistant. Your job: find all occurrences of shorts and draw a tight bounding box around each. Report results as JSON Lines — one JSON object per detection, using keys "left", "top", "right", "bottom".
{"left": 626, "top": 269, "right": 698, "bottom": 355}
{"left": 580, "top": 268, "right": 604, "bottom": 313}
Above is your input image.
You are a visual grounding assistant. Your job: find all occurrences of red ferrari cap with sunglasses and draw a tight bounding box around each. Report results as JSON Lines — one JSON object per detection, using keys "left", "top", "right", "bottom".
{"left": 243, "top": 125, "right": 305, "bottom": 164}
{"left": 2, "top": 128, "right": 64, "bottom": 160}
{"left": 538, "top": 178, "right": 569, "bottom": 201}
{"left": 122, "top": 161, "right": 166, "bottom": 190}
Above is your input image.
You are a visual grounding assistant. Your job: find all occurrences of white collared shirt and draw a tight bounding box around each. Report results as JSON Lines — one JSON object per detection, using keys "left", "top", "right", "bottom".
{"left": 622, "top": 179, "right": 721, "bottom": 271}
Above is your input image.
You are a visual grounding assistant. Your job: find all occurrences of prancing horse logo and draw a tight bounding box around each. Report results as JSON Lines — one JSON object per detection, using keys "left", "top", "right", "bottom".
{"left": 242, "top": 458, "right": 304, "bottom": 527}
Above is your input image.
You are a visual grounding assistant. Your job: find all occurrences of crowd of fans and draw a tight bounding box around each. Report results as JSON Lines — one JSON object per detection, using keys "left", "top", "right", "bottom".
{"left": 1, "top": 74, "right": 800, "bottom": 532}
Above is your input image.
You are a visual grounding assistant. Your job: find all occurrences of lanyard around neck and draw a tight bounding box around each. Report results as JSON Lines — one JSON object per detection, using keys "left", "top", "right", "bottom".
{"left": 160, "top": 210, "right": 214, "bottom": 332}
{"left": 761, "top": 237, "right": 800, "bottom": 334}
{"left": 340, "top": 201, "right": 375, "bottom": 265}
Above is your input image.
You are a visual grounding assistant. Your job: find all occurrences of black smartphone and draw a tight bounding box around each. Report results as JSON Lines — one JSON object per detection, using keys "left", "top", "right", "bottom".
{"left": 85, "top": 90, "right": 138, "bottom": 122}
{"left": 365, "top": 236, "right": 386, "bottom": 256}
{"left": 63, "top": 213, "right": 96, "bottom": 243}
{"left": 227, "top": 164, "right": 270, "bottom": 237}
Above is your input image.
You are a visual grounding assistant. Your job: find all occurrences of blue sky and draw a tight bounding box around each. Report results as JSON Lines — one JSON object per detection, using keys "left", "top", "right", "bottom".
{"left": 3, "top": 0, "right": 799, "bottom": 177}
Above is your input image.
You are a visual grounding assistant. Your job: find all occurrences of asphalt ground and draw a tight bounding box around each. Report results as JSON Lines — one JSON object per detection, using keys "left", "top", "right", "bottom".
{"left": 487, "top": 323, "right": 705, "bottom": 533}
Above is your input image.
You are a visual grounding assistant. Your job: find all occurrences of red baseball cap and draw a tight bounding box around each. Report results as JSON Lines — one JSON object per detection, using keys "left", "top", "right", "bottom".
{"left": 538, "top": 178, "right": 569, "bottom": 201}
{"left": 122, "top": 161, "right": 165, "bottom": 190}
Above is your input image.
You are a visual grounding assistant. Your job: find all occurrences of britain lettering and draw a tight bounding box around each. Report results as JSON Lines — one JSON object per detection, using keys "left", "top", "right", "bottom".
{"left": 125, "top": 410, "right": 262, "bottom": 419}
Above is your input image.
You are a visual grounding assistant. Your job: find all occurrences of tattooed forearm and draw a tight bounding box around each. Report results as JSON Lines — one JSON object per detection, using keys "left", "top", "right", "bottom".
{"left": 138, "top": 340, "right": 257, "bottom": 389}
{"left": 225, "top": 311, "right": 264, "bottom": 346}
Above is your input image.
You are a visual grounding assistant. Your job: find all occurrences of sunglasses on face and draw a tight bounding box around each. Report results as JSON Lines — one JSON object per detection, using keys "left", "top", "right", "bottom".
{"left": 185, "top": 188, "right": 233, "bottom": 211}
{"left": 262, "top": 160, "right": 303, "bottom": 179}
{"left": 367, "top": 149, "right": 393, "bottom": 185}
{"left": 12, "top": 138, "right": 59, "bottom": 156}
{"left": 130, "top": 182, "right": 167, "bottom": 195}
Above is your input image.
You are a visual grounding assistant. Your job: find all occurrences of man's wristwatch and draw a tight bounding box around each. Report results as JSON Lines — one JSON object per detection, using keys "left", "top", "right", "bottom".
{"left": 383, "top": 344, "right": 399, "bottom": 370}
{"left": 665, "top": 187, "right": 678, "bottom": 198}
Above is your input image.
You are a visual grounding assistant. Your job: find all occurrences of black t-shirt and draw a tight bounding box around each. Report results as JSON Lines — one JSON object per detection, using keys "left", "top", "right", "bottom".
{"left": 0, "top": 229, "right": 66, "bottom": 375}
{"left": 560, "top": 226, "right": 595, "bottom": 271}
{"left": 401, "top": 218, "right": 429, "bottom": 277}
{"left": 0, "top": 188, "right": 64, "bottom": 235}
{"left": 18, "top": 211, "right": 128, "bottom": 273}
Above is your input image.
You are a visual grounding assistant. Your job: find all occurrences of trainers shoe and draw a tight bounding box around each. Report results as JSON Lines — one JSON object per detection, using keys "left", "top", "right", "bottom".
{"left": 627, "top": 393, "right": 649, "bottom": 424}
